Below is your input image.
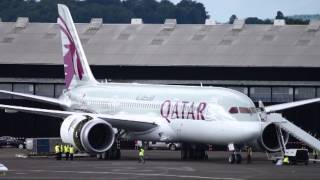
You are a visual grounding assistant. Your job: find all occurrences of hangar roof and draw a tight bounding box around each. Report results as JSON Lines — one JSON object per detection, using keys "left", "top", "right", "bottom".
{"left": 0, "top": 21, "right": 320, "bottom": 67}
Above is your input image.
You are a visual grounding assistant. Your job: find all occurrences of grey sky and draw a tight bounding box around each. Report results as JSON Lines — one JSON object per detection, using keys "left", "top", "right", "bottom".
{"left": 170, "top": 0, "right": 320, "bottom": 22}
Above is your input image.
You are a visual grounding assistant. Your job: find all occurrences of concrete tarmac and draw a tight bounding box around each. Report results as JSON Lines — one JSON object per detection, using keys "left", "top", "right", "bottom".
{"left": 0, "top": 148, "right": 319, "bottom": 180}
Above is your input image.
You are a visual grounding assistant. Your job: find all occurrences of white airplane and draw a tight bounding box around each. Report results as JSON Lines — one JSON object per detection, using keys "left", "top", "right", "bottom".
{"left": 0, "top": 4, "right": 320, "bottom": 163}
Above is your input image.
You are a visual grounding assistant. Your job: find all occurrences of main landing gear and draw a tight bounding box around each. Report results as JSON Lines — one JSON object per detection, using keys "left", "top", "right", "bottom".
{"left": 228, "top": 152, "right": 242, "bottom": 164}
{"left": 96, "top": 139, "right": 121, "bottom": 160}
{"left": 181, "top": 143, "right": 208, "bottom": 160}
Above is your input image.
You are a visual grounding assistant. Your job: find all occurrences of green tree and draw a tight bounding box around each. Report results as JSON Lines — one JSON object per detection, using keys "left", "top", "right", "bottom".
{"left": 275, "top": 11, "right": 284, "bottom": 19}
{"left": 155, "top": 0, "right": 176, "bottom": 23}
{"left": 285, "top": 17, "right": 309, "bottom": 25}
{"left": 176, "top": 0, "right": 209, "bottom": 24}
{"left": 0, "top": 0, "right": 209, "bottom": 24}
{"left": 245, "top": 17, "right": 272, "bottom": 24}
{"left": 86, "top": 0, "right": 121, "bottom": 6}
{"left": 229, "top": 14, "right": 237, "bottom": 24}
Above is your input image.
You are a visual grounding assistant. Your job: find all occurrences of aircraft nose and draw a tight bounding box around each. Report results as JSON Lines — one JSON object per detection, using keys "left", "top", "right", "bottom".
{"left": 245, "top": 122, "right": 261, "bottom": 141}
{"left": 234, "top": 121, "right": 261, "bottom": 143}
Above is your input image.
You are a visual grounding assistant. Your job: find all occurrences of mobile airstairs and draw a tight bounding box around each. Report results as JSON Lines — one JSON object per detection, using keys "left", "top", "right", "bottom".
{"left": 265, "top": 113, "right": 320, "bottom": 163}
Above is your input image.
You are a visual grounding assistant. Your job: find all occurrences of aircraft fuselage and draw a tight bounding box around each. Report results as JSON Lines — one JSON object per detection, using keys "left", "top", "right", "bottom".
{"left": 60, "top": 82, "right": 262, "bottom": 145}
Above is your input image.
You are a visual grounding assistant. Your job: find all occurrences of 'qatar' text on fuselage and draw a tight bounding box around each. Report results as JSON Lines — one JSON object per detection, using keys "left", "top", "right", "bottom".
{"left": 160, "top": 100, "right": 207, "bottom": 122}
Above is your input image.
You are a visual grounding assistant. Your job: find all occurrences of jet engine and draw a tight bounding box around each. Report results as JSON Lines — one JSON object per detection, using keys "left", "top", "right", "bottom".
{"left": 60, "top": 115, "right": 115, "bottom": 154}
{"left": 256, "top": 122, "right": 289, "bottom": 152}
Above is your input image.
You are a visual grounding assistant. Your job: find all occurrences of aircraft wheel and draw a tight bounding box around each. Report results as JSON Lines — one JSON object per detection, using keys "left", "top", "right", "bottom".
{"left": 236, "top": 154, "right": 242, "bottom": 164}
{"left": 18, "top": 144, "right": 24, "bottom": 149}
{"left": 228, "top": 154, "right": 235, "bottom": 164}
{"left": 101, "top": 152, "right": 107, "bottom": 160}
{"left": 96, "top": 153, "right": 102, "bottom": 159}
{"left": 116, "top": 149, "right": 121, "bottom": 160}
{"left": 169, "top": 144, "right": 176, "bottom": 151}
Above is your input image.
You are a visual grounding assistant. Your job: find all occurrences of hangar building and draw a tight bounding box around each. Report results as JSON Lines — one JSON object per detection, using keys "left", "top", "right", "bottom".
{"left": 0, "top": 17, "right": 320, "bottom": 138}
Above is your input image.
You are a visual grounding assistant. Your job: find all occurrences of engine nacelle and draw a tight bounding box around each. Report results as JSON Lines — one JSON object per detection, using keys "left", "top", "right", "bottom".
{"left": 255, "top": 122, "right": 289, "bottom": 152}
{"left": 60, "top": 115, "right": 115, "bottom": 154}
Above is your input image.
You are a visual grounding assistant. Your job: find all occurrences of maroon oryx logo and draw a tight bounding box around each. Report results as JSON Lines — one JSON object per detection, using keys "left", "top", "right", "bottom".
{"left": 58, "top": 16, "right": 84, "bottom": 89}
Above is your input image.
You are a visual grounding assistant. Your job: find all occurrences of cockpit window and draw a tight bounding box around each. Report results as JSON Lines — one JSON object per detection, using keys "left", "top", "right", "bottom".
{"left": 239, "top": 107, "right": 251, "bottom": 114}
{"left": 229, "top": 107, "right": 239, "bottom": 114}
{"left": 250, "top": 107, "right": 257, "bottom": 113}
{"left": 229, "top": 107, "right": 257, "bottom": 114}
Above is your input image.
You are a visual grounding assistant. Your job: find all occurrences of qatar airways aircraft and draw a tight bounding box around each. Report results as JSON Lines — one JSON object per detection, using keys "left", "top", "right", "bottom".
{"left": 0, "top": 4, "right": 319, "bottom": 163}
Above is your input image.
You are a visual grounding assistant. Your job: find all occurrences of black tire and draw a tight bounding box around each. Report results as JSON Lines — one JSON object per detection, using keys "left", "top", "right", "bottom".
{"left": 273, "top": 158, "right": 281, "bottom": 164}
{"left": 96, "top": 153, "right": 102, "bottom": 159}
{"left": 228, "top": 154, "right": 235, "bottom": 164}
{"left": 101, "top": 152, "right": 107, "bottom": 160}
{"left": 169, "top": 144, "right": 176, "bottom": 151}
{"left": 145, "top": 144, "right": 151, "bottom": 150}
{"left": 18, "top": 144, "right": 24, "bottom": 149}
{"left": 110, "top": 149, "right": 118, "bottom": 160}
{"left": 116, "top": 149, "right": 121, "bottom": 160}
{"left": 236, "top": 154, "right": 242, "bottom": 164}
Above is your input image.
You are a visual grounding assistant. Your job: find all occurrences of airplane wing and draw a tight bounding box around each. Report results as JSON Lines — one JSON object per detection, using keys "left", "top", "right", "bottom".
{"left": 0, "top": 104, "right": 157, "bottom": 132}
{"left": 0, "top": 90, "right": 67, "bottom": 107}
{"left": 264, "top": 97, "right": 320, "bottom": 113}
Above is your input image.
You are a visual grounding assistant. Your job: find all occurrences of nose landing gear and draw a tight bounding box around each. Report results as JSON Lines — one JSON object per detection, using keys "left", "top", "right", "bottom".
{"left": 228, "top": 143, "right": 242, "bottom": 164}
{"left": 228, "top": 152, "right": 242, "bottom": 164}
{"left": 181, "top": 143, "right": 208, "bottom": 160}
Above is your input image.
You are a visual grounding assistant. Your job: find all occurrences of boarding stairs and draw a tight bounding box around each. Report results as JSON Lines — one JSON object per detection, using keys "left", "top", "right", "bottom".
{"left": 266, "top": 113, "right": 320, "bottom": 152}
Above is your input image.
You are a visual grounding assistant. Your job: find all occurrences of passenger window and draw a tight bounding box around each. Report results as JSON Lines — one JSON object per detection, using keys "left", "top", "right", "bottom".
{"left": 229, "top": 107, "right": 239, "bottom": 114}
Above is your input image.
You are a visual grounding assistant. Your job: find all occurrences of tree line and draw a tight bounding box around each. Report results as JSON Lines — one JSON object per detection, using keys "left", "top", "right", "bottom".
{"left": 0, "top": 0, "right": 208, "bottom": 24}
{"left": 230, "top": 11, "right": 310, "bottom": 25}
{"left": 0, "top": 0, "right": 311, "bottom": 25}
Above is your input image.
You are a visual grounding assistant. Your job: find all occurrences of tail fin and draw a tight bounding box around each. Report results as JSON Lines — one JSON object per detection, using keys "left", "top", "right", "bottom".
{"left": 57, "top": 4, "right": 97, "bottom": 89}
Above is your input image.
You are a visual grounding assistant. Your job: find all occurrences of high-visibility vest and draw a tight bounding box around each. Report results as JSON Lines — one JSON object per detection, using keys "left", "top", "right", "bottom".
{"left": 139, "top": 149, "right": 144, "bottom": 156}
{"left": 60, "top": 145, "right": 64, "bottom": 153}
{"left": 69, "top": 146, "right": 74, "bottom": 154}
{"left": 55, "top": 145, "right": 60, "bottom": 153}
{"left": 64, "top": 145, "right": 69, "bottom": 153}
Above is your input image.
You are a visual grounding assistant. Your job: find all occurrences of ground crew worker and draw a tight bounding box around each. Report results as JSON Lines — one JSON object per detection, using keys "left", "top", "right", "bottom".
{"left": 313, "top": 149, "right": 318, "bottom": 163}
{"left": 283, "top": 156, "right": 290, "bottom": 165}
{"left": 60, "top": 144, "right": 64, "bottom": 159}
{"left": 138, "top": 146, "right": 145, "bottom": 163}
{"left": 64, "top": 144, "right": 70, "bottom": 160}
{"left": 69, "top": 145, "right": 74, "bottom": 161}
{"left": 246, "top": 146, "right": 252, "bottom": 164}
{"left": 54, "top": 144, "right": 61, "bottom": 160}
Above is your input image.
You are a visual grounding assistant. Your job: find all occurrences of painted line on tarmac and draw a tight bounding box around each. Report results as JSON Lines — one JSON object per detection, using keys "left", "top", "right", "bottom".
{"left": 10, "top": 169, "right": 244, "bottom": 180}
